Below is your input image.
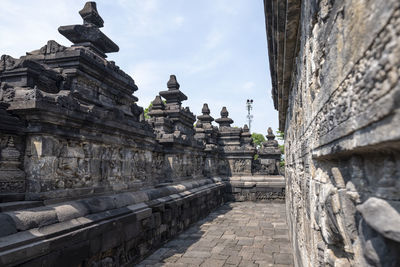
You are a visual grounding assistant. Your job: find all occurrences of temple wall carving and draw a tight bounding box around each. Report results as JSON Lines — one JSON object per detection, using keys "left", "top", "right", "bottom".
{"left": 0, "top": 2, "right": 284, "bottom": 266}
{"left": 265, "top": 0, "right": 400, "bottom": 266}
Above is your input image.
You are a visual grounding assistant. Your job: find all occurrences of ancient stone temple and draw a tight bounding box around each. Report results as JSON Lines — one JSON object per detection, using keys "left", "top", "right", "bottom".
{"left": 0, "top": 2, "right": 283, "bottom": 266}
{"left": 2, "top": 1, "right": 397, "bottom": 266}
{"left": 265, "top": 0, "right": 400, "bottom": 266}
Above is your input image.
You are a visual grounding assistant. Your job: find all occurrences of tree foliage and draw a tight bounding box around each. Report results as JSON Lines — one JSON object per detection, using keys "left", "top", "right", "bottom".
{"left": 276, "top": 129, "right": 285, "bottom": 168}
{"left": 276, "top": 130, "right": 284, "bottom": 140}
{"left": 143, "top": 103, "right": 152, "bottom": 119}
{"left": 251, "top": 133, "right": 265, "bottom": 149}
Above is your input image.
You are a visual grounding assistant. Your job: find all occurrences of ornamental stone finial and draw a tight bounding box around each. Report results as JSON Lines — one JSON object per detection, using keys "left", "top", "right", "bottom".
{"left": 197, "top": 103, "right": 214, "bottom": 126}
{"left": 151, "top": 95, "right": 165, "bottom": 109}
{"left": 79, "top": 2, "right": 104, "bottom": 28}
{"left": 266, "top": 127, "right": 275, "bottom": 140}
{"left": 215, "top": 107, "right": 233, "bottom": 127}
{"left": 159, "top": 74, "right": 187, "bottom": 105}
{"left": 58, "top": 1, "right": 119, "bottom": 57}
{"left": 202, "top": 103, "right": 211, "bottom": 115}
{"left": 167, "top": 75, "right": 180, "bottom": 90}
{"left": 220, "top": 107, "right": 229, "bottom": 118}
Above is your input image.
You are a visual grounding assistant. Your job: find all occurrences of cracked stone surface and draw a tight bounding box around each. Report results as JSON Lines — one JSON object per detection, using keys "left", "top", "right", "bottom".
{"left": 138, "top": 202, "right": 293, "bottom": 267}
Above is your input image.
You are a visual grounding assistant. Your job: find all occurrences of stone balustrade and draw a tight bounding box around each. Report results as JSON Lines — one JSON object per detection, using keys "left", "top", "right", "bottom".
{"left": 0, "top": 2, "right": 284, "bottom": 266}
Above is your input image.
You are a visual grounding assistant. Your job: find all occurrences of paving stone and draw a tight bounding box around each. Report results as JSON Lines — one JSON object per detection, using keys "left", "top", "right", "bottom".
{"left": 273, "top": 253, "right": 293, "bottom": 265}
{"left": 272, "top": 235, "right": 289, "bottom": 242}
{"left": 201, "top": 258, "right": 226, "bottom": 267}
{"left": 177, "top": 256, "right": 205, "bottom": 265}
{"left": 237, "top": 237, "right": 254, "bottom": 246}
{"left": 226, "top": 255, "right": 242, "bottom": 265}
{"left": 211, "top": 253, "right": 230, "bottom": 260}
{"left": 139, "top": 202, "right": 293, "bottom": 266}
{"left": 252, "top": 252, "right": 273, "bottom": 261}
{"left": 183, "top": 251, "right": 211, "bottom": 258}
{"left": 238, "top": 260, "right": 258, "bottom": 267}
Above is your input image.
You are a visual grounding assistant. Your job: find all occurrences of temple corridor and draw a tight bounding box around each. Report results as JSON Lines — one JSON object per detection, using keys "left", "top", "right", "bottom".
{"left": 138, "top": 202, "right": 293, "bottom": 267}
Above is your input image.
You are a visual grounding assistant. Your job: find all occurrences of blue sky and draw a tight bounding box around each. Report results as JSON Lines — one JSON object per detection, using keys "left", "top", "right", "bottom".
{"left": 0, "top": 0, "right": 278, "bottom": 135}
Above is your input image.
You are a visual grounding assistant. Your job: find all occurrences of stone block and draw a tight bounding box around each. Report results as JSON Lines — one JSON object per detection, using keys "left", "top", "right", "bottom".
{"left": 6, "top": 206, "right": 58, "bottom": 231}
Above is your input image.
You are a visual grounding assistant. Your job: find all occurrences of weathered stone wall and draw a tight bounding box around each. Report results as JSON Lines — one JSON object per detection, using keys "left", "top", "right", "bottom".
{"left": 0, "top": 179, "right": 225, "bottom": 266}
{"left": 265, "top": 0, "right": 400, "bottom": 266}
{"left": 0, "top": 104, "right": 26, "bottom": 202}
{"left": 0, "top": 2, "right": 285, "bottom": 266}
{"left": 224, "top": 175, "right": 285, "bottom": 202}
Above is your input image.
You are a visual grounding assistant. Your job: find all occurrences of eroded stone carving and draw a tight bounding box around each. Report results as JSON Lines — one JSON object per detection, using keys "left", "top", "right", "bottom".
{"left": 265, "top": 0, "right": 400, "bottom": 265}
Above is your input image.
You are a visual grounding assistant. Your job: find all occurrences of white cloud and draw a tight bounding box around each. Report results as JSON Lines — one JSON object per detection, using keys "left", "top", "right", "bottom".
{"left": 243, "top": 81, "right": 256, "bottom": 91}
{"left": 0, "top": 0, "right": 79, "bottom": 57}
{"left": 0, "top": 0, "right": 279, "bottom": 136}
{"left": 129, "top": 61, "right": 167, "bottom": 106}
{"left": 174, "top": 16, "right": 185, "bottom": 27}
{"left": 205, "top": 30, "right": 224, "bottom": 49}
{"left": 113, "top": 0, "right": 184, "bottom": 37}
{"left": 187, "top": 50, "right": 231, "bottom": 74}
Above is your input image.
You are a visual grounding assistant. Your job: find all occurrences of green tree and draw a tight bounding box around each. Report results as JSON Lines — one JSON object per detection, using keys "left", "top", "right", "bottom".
{"left": 143, "top": 103, "right": 152, "bottom": 119}
{"left": 251, "top": 133, "right": 265, "bottom": 149}
{"left": 276, "top": 130, "right": 285, "bottom": 168}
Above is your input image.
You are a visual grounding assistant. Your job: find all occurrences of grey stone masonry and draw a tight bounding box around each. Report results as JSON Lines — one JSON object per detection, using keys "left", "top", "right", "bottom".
{"left": 253, "top": 128, "right": 281, "bottom": 175}
{"left": 216, "top": 107, "right": 256, "bottom": 176}
{"left": 58, "top": 1, "right": 119, "bottom": 57}
{"left": 0, "top": 2, "right": 285, "bottom": 266}
{"left": 0, "top": 102, "right": 26, "bottom": 202}
{"left": 138, "top": 202, "right": 293, "bottom": 267}
{"left": 265, "top": 0, "right": 400, "bottom": 266}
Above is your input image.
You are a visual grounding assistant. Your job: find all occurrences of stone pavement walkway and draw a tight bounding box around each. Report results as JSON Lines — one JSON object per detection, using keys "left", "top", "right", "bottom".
{"left": 137, "top": 202, "right": 293, "bottom": 267}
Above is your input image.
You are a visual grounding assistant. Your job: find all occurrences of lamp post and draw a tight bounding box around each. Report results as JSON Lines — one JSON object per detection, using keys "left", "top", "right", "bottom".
{"left": 246, "top": 99, "right": 253, "bottom": 131}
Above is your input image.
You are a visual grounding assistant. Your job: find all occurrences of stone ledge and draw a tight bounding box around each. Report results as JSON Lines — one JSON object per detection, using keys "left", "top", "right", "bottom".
{"left": 0, "top": 178, "right": 223, "bottom": 237}
{"left": 224, "top": 175, "right": 285, "bottom": 202}
{"left": 0, "top": 178, "right": 225, "bottom": 266}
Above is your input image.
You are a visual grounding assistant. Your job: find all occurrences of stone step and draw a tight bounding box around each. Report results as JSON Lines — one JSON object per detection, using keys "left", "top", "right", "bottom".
{"left": 0, "top": 201, "right": 43, "bottom": 212}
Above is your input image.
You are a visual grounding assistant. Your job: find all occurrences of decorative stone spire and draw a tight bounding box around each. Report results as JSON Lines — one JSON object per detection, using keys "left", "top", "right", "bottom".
{"left": 58, "top": 1, "right": 119, "bottom": 58}
{"left": 152, "top": 95, "right": 165, "bottom": 110}
{"left": 155, "top": 75, "right": 196, "bottom": 146}
{"left": 197, "top": 103, "right": 214, "bottom": 126}
{"left": 159, "top": 75, "right": 188, "bottom": 106}
{"left": 221, "top": 107, "right": 228, "bottom": 118}
{"left": 241, "top": 124, "right": 253, "bottom": 146}
{"left": 256, "top": 126, "right": 281, "bottom": 175}
{"left": 262, "top": 127, "right": 279, "bottom": 149}
{"left": 79, "top": 2, "right": 104, "bottom": 27}
{"left": 266, "top": 127, "right": 275, "bottom": 140}
{"left": 148, "top": 95, "right": 165, "bottom": 118}
{"left": 202, "top": 103, "right": 211, "bottom": 115}
{"left": 167, "top": 74, "right": 180, "bottom": 90}
{"left": 215, "top": 106, "right": 233, "bottom": 127}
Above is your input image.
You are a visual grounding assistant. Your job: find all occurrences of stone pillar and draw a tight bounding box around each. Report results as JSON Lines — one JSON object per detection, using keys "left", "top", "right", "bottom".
{"left": 215, "top": 107, "right": 253, "bottom": 176}
{"left": 150, "top": 75, "right": 204, "bottom": 181}
{"left": 238, "top": 124, "right": 256, "bottom": 175}
{"left": 147, "top": 95, "right": 173, "bottom": 139}
{"left": 254, "top": 127, "right": 281, "bottom": 175}
{"left": 159, "top": 75, "right": 196, "bottom": 141}
{"left": 195, "top": 103, "right": 219, "bottom": 177}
